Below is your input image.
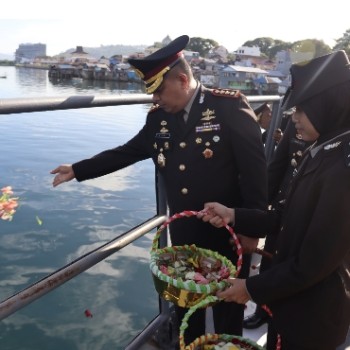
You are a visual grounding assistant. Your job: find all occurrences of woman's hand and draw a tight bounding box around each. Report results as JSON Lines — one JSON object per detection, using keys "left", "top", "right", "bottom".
{"left": 197, "top": 202, "right": 235, "bottom": 228}
{"left": 237, "top": 234, "right": 259, "bottom": 254}
{"left": 217, "top": 278, "right": 251, "bottom": 304}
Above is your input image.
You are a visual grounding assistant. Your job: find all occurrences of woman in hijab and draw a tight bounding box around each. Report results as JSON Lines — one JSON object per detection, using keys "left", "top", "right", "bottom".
{"left": 198, "top": 51, "right": 350, "bottom": 350}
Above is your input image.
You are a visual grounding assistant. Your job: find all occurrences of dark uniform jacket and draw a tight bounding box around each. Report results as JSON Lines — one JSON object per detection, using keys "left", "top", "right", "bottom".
{"left": 235, "top": 131, "right": 350, "bottom": 348}
{"left": 72, "top": 85, "right": 268, "bottom": 267}
{"left": 268, "top": 119, "right": 312, "bottom": 208}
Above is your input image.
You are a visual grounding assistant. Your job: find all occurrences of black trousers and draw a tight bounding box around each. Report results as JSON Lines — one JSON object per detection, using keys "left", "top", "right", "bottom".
{"left": 267, "top": 318, "right": 337, "bottom": 350}
{"left": 281, "top": 337, "right": 336, "bottom": 350}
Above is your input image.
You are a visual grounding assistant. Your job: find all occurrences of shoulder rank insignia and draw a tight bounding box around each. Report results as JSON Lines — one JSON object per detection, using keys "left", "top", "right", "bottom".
{"left": 211, "top": 88, "right": 241, "bottom": 98}
{"left": 343, "top": 141, "right": 350, "bottom": 167}
{"left": 324, "top": 141, "right": 341, "bottom": 150}
{"left": 149, "top": 104, "right": 160, "bottom": 113}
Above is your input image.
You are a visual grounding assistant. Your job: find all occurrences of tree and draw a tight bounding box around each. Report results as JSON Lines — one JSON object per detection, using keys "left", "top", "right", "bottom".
{"left": 268, "top": 40, "right": 293, "bottom": 59}
{"left": 243, "top": 37, "right": 292, "bottom": 59}
{"left": 333, "top": 28, "right": 350, "bottom": 56}
{"left": 291, "top": 39, "right": 331, "bottom": 57}
{"left": 243, "top": 37, "right": 275, "bottom": 56}
{"left": 242, "top": 37, "right": 331, "bottom": 60}
{"left": 188, "top": 37, "right": 218, "bottom": 57}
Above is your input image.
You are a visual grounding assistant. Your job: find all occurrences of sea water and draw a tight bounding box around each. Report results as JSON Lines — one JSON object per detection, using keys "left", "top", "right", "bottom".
{"left": 0, "top": 66, "right": 159, "bottom": 350}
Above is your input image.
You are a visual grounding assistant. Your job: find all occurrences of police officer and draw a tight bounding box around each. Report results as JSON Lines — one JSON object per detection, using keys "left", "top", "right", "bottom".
{"left": 50, "top": 35, "right": 268, "bottom": 344}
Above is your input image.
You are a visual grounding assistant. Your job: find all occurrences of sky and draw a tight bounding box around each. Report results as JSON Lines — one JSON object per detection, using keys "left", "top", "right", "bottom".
{"left": 1, "top": 0, "right": 349, "bottom": 57}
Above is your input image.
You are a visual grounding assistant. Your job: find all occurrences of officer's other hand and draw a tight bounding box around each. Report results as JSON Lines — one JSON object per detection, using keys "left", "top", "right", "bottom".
{"left": 50, "top": 164, "right": 75, "bottom": 187}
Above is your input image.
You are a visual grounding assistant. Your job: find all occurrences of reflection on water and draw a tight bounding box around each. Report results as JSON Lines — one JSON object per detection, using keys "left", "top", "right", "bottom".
{"left": 0, "top": 67, "right": 159, "bottom": 350}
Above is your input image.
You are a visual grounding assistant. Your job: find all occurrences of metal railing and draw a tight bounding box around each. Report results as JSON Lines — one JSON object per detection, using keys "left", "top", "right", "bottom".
{"left": 0, "top": 215, "right": 167, "bottom": 321}
{"left": 0, "top": 93, "right": 282, "bottom": 349}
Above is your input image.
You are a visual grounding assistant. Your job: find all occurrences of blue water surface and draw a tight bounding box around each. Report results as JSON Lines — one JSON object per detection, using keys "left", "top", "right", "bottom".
{"left": 0, "top": 66, "right": 159, "bottom": 350}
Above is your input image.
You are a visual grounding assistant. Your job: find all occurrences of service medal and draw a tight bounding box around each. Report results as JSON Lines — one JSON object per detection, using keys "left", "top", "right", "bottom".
{"left": 203, "top": 148, "right": 213, "bottom": 159}
{"left": 158, "top": 152, "right": 166, "bottom": 167}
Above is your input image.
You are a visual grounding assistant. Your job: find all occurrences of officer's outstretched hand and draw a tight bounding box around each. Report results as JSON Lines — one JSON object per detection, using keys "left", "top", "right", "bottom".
{"left": 50, "top": 164, "right": 76, "bottom": 187}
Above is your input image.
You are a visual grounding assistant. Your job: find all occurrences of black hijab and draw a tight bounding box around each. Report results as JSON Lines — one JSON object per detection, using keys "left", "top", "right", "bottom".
{"left": 299, "top": 80, "right": 350, "bottom": 143}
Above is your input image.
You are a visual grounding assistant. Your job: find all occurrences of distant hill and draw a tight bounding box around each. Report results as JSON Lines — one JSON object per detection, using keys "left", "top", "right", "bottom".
{"left": 0, "top": 45, "right": 147, "bottom": 61}
{"left": 58, "top": 44, "right": 148, "bottom": 59}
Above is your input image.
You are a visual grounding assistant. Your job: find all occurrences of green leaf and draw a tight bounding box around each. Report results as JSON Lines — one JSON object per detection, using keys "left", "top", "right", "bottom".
{"left": 36, "top": 216, "right": 43, "bottom": 226}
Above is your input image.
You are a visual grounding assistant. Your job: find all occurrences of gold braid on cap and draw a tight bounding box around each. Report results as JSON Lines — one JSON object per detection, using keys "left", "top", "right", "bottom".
{"left": 145, "top": 66, "right": 171, "bottom": 94}
{"left": 133, "top": 68, "right": 145, "bottom": 79}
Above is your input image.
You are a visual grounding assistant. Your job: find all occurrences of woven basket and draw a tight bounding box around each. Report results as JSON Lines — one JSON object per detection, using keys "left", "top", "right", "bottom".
{"left": 179, "top": 295, "right": 265, "bottom": 350}
{"left": 150, "top": 210, "right": 242, "bottom": 308}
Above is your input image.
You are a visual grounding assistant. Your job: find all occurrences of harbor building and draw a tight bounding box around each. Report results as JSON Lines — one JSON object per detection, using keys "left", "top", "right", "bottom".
{"left": 15, "top": 43, "right": 46, "bottom": 63}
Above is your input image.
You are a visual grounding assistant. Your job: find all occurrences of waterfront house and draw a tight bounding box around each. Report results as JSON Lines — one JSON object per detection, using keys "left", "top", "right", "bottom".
{"left": 253, "top": 75, "right": 282, "bottom": 95}
{"left": 81, "top": 63, "right": 110, "bottom": 80}
{"left": 218, "top": 65, "right": 268, "bottom": 94}
{"left": 208, "top": 45, "right": 229, "bottom": 63}
{"left": 48, "top": 64, "right": 76, "bottom": 79}
{"left": 234, "top": 45, "right": 261, "bottom": 57}
{"left": 69, "top": 46, "right": 93, "bottom": 63}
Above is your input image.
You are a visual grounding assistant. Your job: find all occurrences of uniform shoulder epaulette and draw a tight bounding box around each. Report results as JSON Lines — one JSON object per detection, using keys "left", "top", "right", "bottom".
{"left": 148, "top": 104, "right": 160, "bottom": 113}
{"left": 211, "top": 88, "right": 241, "bottom": 98}
{"left": 343, "top": 139, "right": 350, "bottom": 167}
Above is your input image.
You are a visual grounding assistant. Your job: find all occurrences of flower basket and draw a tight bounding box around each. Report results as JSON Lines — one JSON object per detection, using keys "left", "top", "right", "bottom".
{"left": 179, "top": 295, "right": 265, "bottom": 350}
{"left": 150, "top": 210, "right": 242, "bottom": 308}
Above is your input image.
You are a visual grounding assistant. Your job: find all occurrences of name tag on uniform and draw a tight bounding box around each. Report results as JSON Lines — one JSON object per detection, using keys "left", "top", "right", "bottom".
{"left": 155, "top": 133, "right": 170, "bottom": 139}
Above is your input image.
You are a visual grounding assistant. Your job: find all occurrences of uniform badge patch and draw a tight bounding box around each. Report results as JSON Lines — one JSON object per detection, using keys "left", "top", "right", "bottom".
{"left": 201, "top": 109, "right": 216, "bottom": 121}
{"left": 211, "top": 88, "right": 240, "bottom": 98}
{"left": 196, "top": 123, "right": 221, "bottom": 133}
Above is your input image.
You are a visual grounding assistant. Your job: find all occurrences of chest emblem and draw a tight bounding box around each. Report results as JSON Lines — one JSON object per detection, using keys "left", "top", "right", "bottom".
{"left": 201, "top": 109, "right": 216, "bottom": 121}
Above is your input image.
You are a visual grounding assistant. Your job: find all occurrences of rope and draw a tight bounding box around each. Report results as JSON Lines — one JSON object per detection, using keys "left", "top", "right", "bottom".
{"left": 261, "top": 305, "right": 281, "bottom": 350}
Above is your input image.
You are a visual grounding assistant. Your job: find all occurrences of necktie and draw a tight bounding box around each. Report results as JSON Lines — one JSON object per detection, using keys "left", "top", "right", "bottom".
{"left": 176, "top": 110, "right": 186, "bottom": 130}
